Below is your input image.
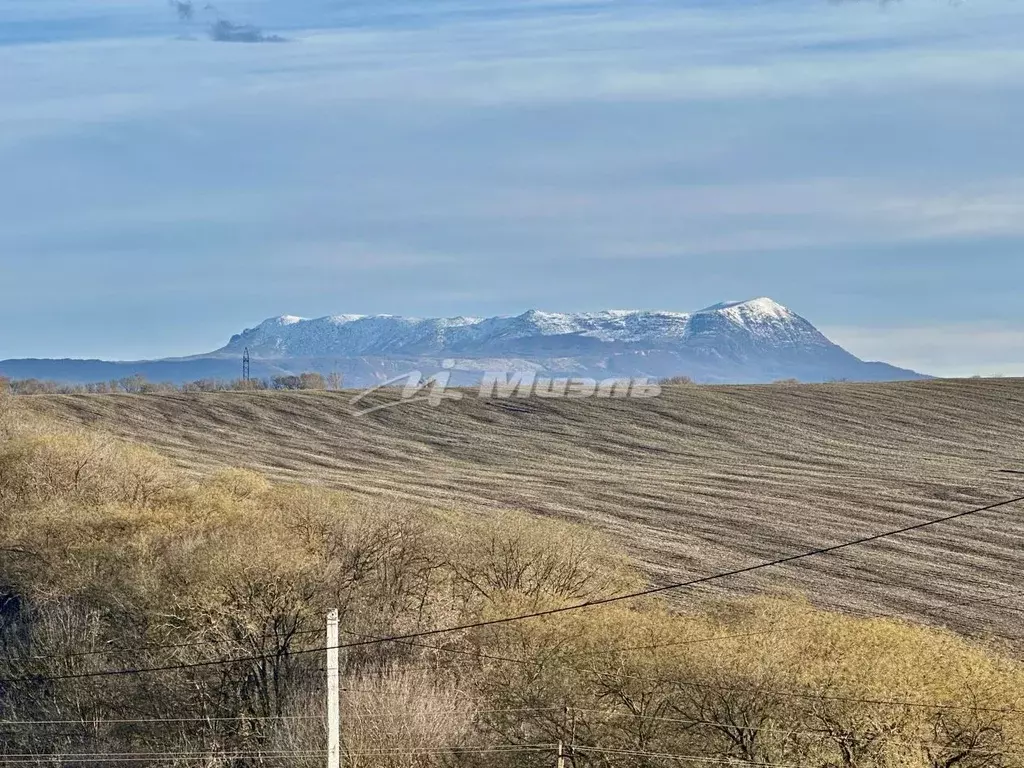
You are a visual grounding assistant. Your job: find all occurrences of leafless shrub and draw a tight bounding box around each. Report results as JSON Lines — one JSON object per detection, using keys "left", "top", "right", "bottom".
{"left": 446, "top": 512, "right": 640, "bottom": 609}
{"left": 0, "top": 429, "right": 173, "bottom": 510}
{"left": 268, "top": 667, "right": 474, "bottom": 768}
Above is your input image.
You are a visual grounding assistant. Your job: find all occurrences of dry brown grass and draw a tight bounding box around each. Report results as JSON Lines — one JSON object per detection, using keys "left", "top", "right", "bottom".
{"left": 23, "top": 377, "right": 1024, "bottom": 646}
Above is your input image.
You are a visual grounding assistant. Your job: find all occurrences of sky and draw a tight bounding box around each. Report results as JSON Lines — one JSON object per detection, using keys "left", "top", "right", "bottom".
{"left": 1, "top": 0, "right": 1023, "bottom": 377}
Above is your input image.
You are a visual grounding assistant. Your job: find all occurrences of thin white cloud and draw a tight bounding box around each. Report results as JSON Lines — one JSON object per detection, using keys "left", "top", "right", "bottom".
{"left": 3, "top": 1, "right": 1024, "bottom": 124}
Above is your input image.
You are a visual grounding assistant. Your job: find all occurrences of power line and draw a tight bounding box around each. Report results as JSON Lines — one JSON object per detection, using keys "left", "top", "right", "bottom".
{"left": 13, "top": 623, "right": 494, "bottom": 664}
{"left": 126, "top": 582, "right": 1024, "bottom": 664}
{"left": 470, "top": 613, "right": 1024, "bottom": 714}
{"left": 10, "top": 625, "right": 532, "bottom": 667}
{"left": 17, "top": 631, "right": 319, "bottom": 663}
{"left": 574, "top": 588, "right": 1024, "bottom": 662}
{"left": 12, "top": 528, "right": 1022, "bottom": 668}
{"left": 2, "top": 493, "right": 1020, "bottom": 686}
{"left": 290, "top": 585, "right": 1024, "bottom": 670}
{"left": 3, "top": 628, "right": 1018, "bottom": 718}
{"left": 247, "top": 492, "right": 1024, "bottom": 650}
{"left": 0, "top": 715, "right": 317, "bottom": 727}
{"left": 0, "top": 707, "right": 561, "bottom": 728}
{"left": 0, "top": 745, "right": 552, "bottom": 757}
{"left": 0, "top": 744, "right": 554, "bottom": 764}
{"left": 3, "top": 614, "right": 1019, "bottom": 728}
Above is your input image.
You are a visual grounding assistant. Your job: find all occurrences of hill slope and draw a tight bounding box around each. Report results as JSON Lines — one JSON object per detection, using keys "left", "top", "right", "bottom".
{"left": 26, "top": 377, "right": 1024, "bottom": 646}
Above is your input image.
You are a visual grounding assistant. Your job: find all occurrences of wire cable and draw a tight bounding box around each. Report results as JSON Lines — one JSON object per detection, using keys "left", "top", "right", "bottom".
{"left": 4, "top": 493, "right": 1019, "bottom": 686}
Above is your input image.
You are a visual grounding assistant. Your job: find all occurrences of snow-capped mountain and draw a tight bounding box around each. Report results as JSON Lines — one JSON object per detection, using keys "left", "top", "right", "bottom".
{"left": 197, "top": 297, "right": 923, "bottom": 385}
{"left": 0, "top": 298, "right": 928, "bottom": 386}
{"left": 219, "top": 298, "right": 830, "bottom": 358}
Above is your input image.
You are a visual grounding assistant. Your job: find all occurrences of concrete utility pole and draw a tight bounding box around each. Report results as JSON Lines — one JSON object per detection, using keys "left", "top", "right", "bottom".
{"left": 327, "top": 609, "right": 341, "bottom": 768}
{"left": 557, "top": 703, "right": 574, "bottom": 768}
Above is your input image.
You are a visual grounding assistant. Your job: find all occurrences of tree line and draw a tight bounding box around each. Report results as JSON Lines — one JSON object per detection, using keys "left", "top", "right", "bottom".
{"left": 0, "top": 372, "right": 342, "bottom": 395}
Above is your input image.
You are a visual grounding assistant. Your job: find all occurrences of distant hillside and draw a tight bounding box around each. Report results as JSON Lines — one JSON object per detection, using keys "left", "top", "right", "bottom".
{"left": 0, "top": 298, "right": 928, "bottom": 385}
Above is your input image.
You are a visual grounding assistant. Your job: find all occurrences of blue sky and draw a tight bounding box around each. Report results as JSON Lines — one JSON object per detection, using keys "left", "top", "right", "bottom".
{"left": 1, "top": 0, "right": 1023, "bottom": 376}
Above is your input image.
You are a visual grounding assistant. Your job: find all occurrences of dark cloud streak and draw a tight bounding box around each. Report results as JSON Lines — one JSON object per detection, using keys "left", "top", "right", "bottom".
{"left": 209, "top": 19, "right": 286, "bottom": 43}
{"left": 169, "top": 0, "right": 194, "bottom": 22}
{"left": 166, "top": 1, "right": 287, "bottom": 43}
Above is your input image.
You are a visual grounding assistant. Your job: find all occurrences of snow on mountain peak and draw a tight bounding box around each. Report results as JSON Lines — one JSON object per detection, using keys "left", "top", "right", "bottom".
{"left": 734, "top": 297, "right": 792, "bottom": 317}
{"left": 327, "top": 314, "right": 368, "bottom": 324}
{"left": 221, "top": 298, "right": 814, "bottom": 358}
{"left": 698, "top": 297, "right": 791, "bottom": 318}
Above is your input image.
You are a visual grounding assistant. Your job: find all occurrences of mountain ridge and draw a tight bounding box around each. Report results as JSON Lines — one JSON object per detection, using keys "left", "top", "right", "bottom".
{"left": 219, "top": 298, "right": 832, "bottom": 357}
{"left": 0, "top": 298, "right": 929, "bottom": 385}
